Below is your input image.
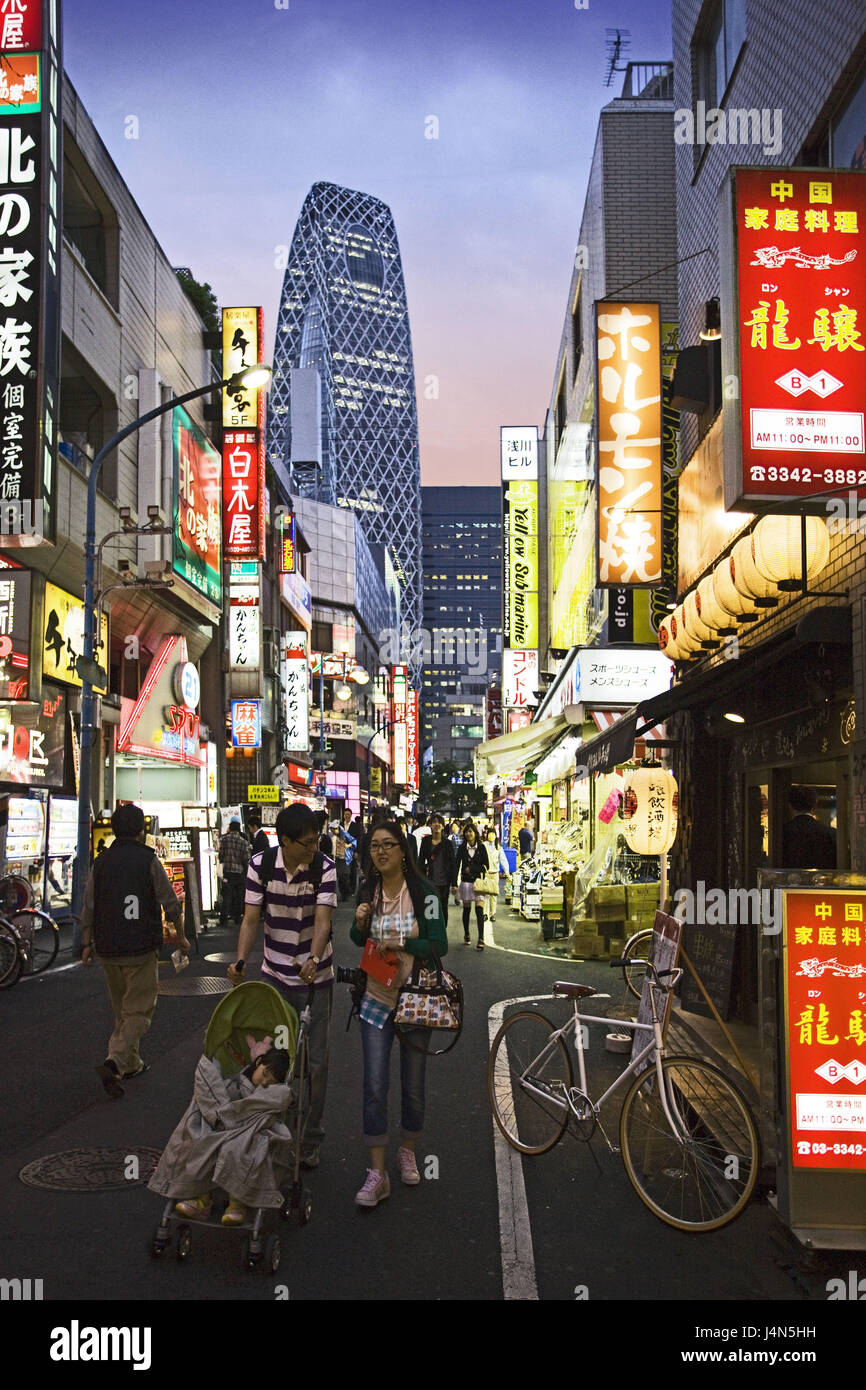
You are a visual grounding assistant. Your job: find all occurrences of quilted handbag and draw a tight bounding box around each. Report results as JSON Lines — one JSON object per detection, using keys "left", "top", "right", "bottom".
{"left": 393, "top": 949, "right": 463, "bottom": 1055}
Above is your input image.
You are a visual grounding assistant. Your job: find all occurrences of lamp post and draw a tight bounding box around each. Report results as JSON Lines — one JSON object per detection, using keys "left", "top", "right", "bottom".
{"left": 72, "top": 365, "right": 271, "bottom": 925}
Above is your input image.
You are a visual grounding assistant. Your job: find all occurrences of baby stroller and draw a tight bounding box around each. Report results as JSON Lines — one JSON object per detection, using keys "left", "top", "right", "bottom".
{"left": 149, "top": 981, "right": 315, "bottom": 1274}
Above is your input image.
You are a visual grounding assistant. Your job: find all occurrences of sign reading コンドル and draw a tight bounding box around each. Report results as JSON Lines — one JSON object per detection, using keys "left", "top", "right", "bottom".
{"left": 0, "top": 0, "right": 62, "bottom": 545}
{"left": 721, "top": 166, "right": 866, "bottom": 509}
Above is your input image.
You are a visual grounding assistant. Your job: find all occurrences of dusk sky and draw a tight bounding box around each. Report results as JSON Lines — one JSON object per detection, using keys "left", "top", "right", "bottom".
{"left": 67, "top": 0, "right": 672, "bottom": 486}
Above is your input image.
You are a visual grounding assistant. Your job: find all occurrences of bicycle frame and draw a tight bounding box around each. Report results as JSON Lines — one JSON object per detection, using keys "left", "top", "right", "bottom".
{"left": 517, "top": 974, "right": 690, "bottom": 1147}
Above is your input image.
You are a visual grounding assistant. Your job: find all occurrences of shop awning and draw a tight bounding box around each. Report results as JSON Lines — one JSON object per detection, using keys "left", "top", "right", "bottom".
{"left": 476, "top": 708, "right": 582, "bottom": 782}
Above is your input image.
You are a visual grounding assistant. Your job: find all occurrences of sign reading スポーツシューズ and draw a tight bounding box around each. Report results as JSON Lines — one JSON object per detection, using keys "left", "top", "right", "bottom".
{"left": 721, "top": 166, "right": 866, "bottom": 510}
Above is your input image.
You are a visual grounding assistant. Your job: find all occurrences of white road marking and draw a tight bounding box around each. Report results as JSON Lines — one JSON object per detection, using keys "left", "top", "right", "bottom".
{"left": 489, "top": 992, "right": 561, "bottom": 1301}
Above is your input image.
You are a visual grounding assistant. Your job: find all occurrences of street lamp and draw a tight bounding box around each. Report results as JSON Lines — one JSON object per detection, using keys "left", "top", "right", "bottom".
{"left": 72, "top": 363, "right": 272, "bottom": 924}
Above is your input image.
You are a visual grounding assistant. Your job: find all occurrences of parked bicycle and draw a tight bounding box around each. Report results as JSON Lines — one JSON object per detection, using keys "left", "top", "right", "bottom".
{"left": 488, "top": 960, "right": 759, "bottom": 1232}
{"left": 619, "top": 926, "right": 654, "bottom": 1001}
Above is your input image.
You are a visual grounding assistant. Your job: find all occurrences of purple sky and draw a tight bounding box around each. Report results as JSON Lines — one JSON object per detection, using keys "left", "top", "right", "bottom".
{"left": 66, "top": 0, "right": 672, "bottom": 486}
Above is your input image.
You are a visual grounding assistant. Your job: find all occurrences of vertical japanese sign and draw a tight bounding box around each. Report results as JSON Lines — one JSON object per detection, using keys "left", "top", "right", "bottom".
{"left": 485, "top": 685, "right": 502, "bottom": 740}
{"left": 282, "top": 634, "right": 309, "bottom": 753}
{"left": 405, "top": 689, "right": 419, "bottom": 790}
{"left": 278, "top": 510, "right": 296, "bottom": 572}
{"left": 503, "top": 648, "right": 538, "bottom": 708}
{"left": 595, "top": 303, "right": 662, "bottom": 587}
{"left": 0, "top": 564, "right": 29, "bottom": 697}
{"left": 227, "top": 561, "right": 260, "bottom": 670}
{"left": 0, "top": 0, "right": 61, "bottom": 545}
{"left": 231, "top": 699, "right": 262, "bottom": 748}
{"left": 501, "top": 426, "right": 539, "bottom": 651}
{"left": 721, "top": 167, "right": 866, "bottom": 509}
{"left": 391, "top": 662, "right": 408, "bottom": 784}
{"left": 782, "top": 888, "right": 866, "bottom": 1172}
{"left": 43, "top": 580, "right": 107, "bottom": 690}
{"left": 222, "top": 307, "right": 265, "bottom": 558}
{"left": 172, "top": 405, "right": 222, "bottom": 604}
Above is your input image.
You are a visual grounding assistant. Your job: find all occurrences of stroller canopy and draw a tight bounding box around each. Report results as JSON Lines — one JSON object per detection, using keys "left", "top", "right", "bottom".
{"left": 204, "top": 981, "right": 299, "bottom": 1078}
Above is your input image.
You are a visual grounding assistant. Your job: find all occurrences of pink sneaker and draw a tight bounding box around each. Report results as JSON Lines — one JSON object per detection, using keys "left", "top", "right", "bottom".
{"left": 397, "top": 1146, "right": 421, "bottom": 1186}
{"left": 355, "top": 1168, "right": 390, "bottom": 1208}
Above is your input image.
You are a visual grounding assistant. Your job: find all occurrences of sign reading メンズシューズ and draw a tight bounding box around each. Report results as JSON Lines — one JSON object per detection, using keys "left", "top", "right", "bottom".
{"left": 721, "top": 166, "right": 866, "bottom": 510}
{"left": 0, "top": 0, "right": 62, "bottom": 546}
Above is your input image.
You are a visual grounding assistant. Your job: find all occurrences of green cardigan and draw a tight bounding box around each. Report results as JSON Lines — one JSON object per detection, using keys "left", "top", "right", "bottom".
{"left": 349, "top": 872, "right": 448, "bottom": 960}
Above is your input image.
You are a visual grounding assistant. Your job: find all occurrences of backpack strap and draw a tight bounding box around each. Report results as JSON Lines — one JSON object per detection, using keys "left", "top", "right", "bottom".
{"left": 257, "top": 846, "right": 278, "bottom": 891}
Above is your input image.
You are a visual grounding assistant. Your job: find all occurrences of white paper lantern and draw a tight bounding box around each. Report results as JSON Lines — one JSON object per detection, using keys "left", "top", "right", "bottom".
{"left": 682, "top": 588, "right": 715, "bottom": 643}
{"left": 731, "top": 535, "right": 778, "bottom": 600}
{"left": 751, "top": 515, "right": 831, "bottom": 585}
{"left": 696, "top": 574, "right": 735, "bottom": 633}
{"left": 669, "top": 605, "right": 701, "bottom": 655}
{"left": 658, "top": 615, "right": 682, "bottom": 660}
{"left": 712, "top": 557, "right": 760, "bottom": 618}
{"left": 621, "top": 766, "right": 678, "bottom": 855}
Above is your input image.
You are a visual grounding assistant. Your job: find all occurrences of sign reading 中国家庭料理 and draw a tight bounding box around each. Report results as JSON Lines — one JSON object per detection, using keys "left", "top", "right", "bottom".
{"left": 0, "top": 1, "right": 62, "bottom": 546}
{"left": 722, "top": 166, "right": 866, "bottom": 510}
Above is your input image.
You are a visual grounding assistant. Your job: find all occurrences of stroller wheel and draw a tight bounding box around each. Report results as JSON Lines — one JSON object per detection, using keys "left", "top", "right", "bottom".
{"left": 176, "top": 1224, "right": 192, "bottom": 1261}
{"left": 264, "top": 1234, "right": 281, "bottom": 1274}
{"left": 150, "top": 1236, "right": 168, "bottom": 1259}
{"left": 297, "top": 1190, "right": 312, "bottom": 1226}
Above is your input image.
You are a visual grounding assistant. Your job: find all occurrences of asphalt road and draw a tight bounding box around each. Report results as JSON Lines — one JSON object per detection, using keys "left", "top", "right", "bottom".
{"left": 0, "top": 896, "right": 861, "bottom": 1331}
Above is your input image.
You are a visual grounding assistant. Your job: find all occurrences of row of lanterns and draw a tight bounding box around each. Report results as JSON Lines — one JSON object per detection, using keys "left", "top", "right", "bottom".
{"left": 659, "top": 516, "right": 831, "bottom": 660}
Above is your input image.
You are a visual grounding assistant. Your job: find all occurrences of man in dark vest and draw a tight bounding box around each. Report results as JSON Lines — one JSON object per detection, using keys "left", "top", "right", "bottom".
{"left": 81, "top": 803, "right": 188, "bottom": 1098}
{"left": 782, "top": 785, "right": 837, "bottom": 869}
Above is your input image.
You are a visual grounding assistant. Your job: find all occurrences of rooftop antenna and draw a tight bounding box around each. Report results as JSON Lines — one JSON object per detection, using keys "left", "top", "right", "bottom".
{"left": 604, "top": 27, "right": 631, "bottom": 88}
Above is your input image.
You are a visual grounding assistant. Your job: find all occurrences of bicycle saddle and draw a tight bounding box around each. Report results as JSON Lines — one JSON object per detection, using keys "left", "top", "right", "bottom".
{"left": 552, "top": 981, "right": 597, "bottom": 999}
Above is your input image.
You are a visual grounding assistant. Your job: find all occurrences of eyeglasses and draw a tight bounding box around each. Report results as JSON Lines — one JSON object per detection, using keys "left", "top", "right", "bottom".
{"left": 370, "top": 841, "right": 400, "bottom": 853}
{"left": 292, "top": 835, "right": 320, "bottom": 852}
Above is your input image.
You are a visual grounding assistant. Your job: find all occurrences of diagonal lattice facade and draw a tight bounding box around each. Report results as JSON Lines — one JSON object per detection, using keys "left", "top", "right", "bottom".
{"left": 268, "top": 182, "right": 422, "bottom": 658}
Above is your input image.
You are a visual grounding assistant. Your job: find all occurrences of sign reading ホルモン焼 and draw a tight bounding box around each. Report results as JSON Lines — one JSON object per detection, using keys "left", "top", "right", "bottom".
{"left": 721, "top": 166, "right": 866, "bottom": 509}
{"left": 595, "top": 302, "right": 663, "bottom": 587}
{"left": 0, "top": 0, "right": 62, "bottom": 546}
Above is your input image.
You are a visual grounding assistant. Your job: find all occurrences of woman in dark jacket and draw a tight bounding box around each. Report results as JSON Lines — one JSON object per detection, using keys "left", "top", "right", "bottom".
{"left": 418, "top": 815, "right": 456, "bottom": 926}
{"left": 454, "top": 819, "right": 490, "bottom": 949}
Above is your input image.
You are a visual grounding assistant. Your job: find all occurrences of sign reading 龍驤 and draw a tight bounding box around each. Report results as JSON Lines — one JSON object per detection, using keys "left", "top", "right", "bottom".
{"left": 222, "top": 307, "right": 265, "bottom": 559}
{"left": 0, "top": 0, "right": 62, "bottom": 545}
{"left": 721, "top": 166, "right": 866, "bottom": 509}
{"left": 501, "top": 426, "right": 539, "bottom": 650}
{"left": 595, "top": 303, "right": 662, "bottom": 587}
{"left": 172, "top": 406, "right": 222, "bottom": 605}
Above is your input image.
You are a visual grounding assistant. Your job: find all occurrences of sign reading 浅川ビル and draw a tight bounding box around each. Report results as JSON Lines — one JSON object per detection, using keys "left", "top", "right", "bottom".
{"left": 0, "top": 0, "right": 62, "bottom": 546}
{"left": 721, "top": 166, "right": 866, "bottom": 510}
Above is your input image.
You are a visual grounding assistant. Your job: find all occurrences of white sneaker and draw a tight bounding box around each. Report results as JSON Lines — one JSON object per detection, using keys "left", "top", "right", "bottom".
{"left": 355, "top": 1168, "right": 390, "bottom": 1208}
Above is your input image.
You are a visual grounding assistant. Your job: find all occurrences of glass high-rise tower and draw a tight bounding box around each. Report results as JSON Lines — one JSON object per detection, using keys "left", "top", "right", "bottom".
{"left": 268, "top": 181, "right": 422, "bottom": 644}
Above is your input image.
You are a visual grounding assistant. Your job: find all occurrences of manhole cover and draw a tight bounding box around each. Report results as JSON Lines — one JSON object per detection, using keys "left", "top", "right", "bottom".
{"left": 158, "top": 975, "right": 233, "bottom": 996}
{"left": 20, "top": 1147, "right": 163, "bottom": 1191}
{"left": 203, "top": 952, "right": 262, "bottom": 963}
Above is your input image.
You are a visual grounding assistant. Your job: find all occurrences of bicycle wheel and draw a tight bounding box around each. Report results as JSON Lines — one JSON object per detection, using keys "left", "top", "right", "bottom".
{"left": 621, "top": 929, "right": 653, "bottom": 1001}
{"left": 619, "top": 1056, "right": 759, "bottom": 1232}
{"left": 8, "top": 909, "right": 59, "bottom": 975}
{"left": 0, "top": 922, "right": 23, "bottom": 989}
{"left": 488, "top": 1010, "right": 572, "bottom": 1155}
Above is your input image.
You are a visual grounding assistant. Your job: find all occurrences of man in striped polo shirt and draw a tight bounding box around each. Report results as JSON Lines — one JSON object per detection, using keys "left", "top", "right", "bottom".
{"left": 228, "top": 803, "right": 337, "bottom": 1168}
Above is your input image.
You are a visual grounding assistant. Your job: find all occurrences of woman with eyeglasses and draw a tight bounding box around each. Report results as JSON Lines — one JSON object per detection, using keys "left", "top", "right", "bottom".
{"left": 349, "top": 817, "right": 448, "bottom": 1209}
{"left": 454, "top": 819, "right": 490, "bottom": 949}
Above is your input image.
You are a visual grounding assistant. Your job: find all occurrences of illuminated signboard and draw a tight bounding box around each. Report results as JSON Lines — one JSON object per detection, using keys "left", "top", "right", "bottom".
{"left": 782, "top": 888, "right": 866, "bottom": 1172}
{"left": 575, "top": 648, "right": 673, "bottom": 706}
{"left": 0, "top": 0, "right": 61, "bottom": 546}
{"left": 116, "top": 636, "right": 203, "bottom": 766}
{"left": 282, "top": 635, "right": 309, "bottom": 752}
{"left": 595, "top": 302, "right": 662, "bottom": 587}
{"left": 43, "top": 580, "right": 108, "bottom": 691}
{"left": 0, "top": 566, "right": 30, "bottom": 698}
{"left": 223, "top": 428, "right": 265, "bottom": 559}
{"left": 500, "top": 426, "right": 538, "bottom": 480}
{"left": 721, "top": 166, "right": 866, "bottom": 509}
{"left": 406, "top": 689, "right": 419, "bottom": 790}
{"left": 0, "top": 685, "right": 65, "bottom": 785}
{"left": 172, "top": 406, "right": 222, "bottom": 605}
{"left": 503, "top": 647, "right": 538, "bottom": 708}
{"left": 485, "top": 686, "right": 502, "bottom": 740}
{"left": 222, "top": 307, "right": 262, "bottom": 428}
{"left": 281, "top": 567, "right": 312, "bottom": 632}
{"left": 231, "top": 699, "right": 262, "bottom": 748}
{"left": 278, "top": 512, "right": 297, "bottom": 573}
{"left": 228, "top": 563, "right": 260, "bottom": 671}
{"left": 392, "top": 662, "right": 408, "bottom": 783}
{"left": 501, "top": 426, "right": 539, "bottom": 650}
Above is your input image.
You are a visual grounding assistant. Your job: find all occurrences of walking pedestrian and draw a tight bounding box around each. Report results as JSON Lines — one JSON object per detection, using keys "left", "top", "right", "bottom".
{"left": 227, "top": 803, "right": 337, "bottom": 1169}
{"left": 218, "top": 819, "right": 250, "bottom": 927}
{"left": 349, "top": 817, "right": 448, "bottom": 1208}
{"left": 418, "top": 813, "right": 456, "bottom": 927}
{"left": 246, "top": 812, "right": 270, "bottom": 856}
{"left": 518, "top": 820, "right": 534, "bottom": 862}
{"left": 332, "top": 816, "right": 357, "bottom": 900}
{"left": 481, "top": 825, "right": 508, "bottom": 928}
{"left": 454, "top": 819, "right": 489, "bottom": 949}
{"left": 81, "top": 803, "right": 189, "bottom": 1098}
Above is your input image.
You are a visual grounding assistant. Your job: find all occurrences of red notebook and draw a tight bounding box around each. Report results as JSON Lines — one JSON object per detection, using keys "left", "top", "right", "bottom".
{"left": 360, "top": 937, "right": 402, "bottom": 988}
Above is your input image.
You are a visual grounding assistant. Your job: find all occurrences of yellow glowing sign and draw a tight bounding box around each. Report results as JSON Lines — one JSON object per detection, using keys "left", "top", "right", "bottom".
{"left": 222, "top": 307, "right": 262, "bottom": 429}
{"left": 43, "top": 582, "right": 108, "bottom": 691}
{"left": 503, "top": 478, "right": 539, "bottom": 649}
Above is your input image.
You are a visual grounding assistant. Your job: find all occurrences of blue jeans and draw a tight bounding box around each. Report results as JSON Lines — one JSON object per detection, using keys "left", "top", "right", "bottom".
{"left": 361, "top": 1016, "right": 429, "bottom": 1147}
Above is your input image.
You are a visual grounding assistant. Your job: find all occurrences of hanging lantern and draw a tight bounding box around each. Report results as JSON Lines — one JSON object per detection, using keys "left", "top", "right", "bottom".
{"left": 731, "top": 536, "right": 779, "bottom": 602}
{"left": 696, "top": 574, "right": 736, "bottom": 635}
{"left": 712, "top": 557, "right": 760, "bottom": 620}
{"left": 669, "top": 605, "right": 701, "bottom": 656}
{"left": 658, "top": 615, "right": 683, "bottom": 660}
{"left": 621, "top": 766, "right": 678, "bottom": 855}
{"left": 682, "top": 588, "right": 716, "bottom": 644}
{"left": 751, "top": 515, "right": 830, "bottom": 587}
